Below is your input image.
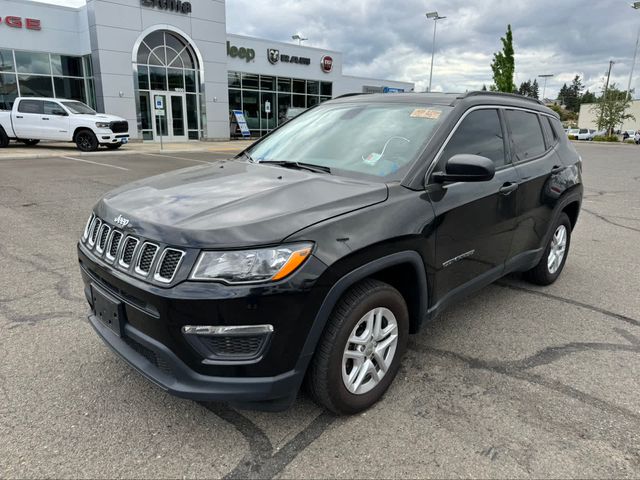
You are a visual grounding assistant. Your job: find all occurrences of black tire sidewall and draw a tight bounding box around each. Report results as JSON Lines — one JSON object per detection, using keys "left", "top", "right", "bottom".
{"left": 541, "top": 213, "right": 572, "bottom": 283}
{"left": 325, "top": 286, "right": 409, "bottom": 414}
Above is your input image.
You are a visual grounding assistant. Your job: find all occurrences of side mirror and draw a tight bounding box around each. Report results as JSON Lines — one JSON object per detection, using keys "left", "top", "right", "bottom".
{"left": 53, "top": 109, "right": 68, "bottom": 116}
{"left": 432, "top": 154, "right": 495, "bottom": 183}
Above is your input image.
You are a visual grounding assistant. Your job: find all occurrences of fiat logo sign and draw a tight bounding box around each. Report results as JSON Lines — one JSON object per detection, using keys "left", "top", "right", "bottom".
{"left": 320, "top": 55, "right": 333, "bottom": 73}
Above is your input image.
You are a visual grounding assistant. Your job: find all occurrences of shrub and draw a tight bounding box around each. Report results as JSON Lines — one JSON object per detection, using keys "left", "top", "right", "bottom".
{"left": 593, "top": 135, "right": 619, "bottom": 142}
{"left": 568, "top": 135, "right": 578, "bottom": 140}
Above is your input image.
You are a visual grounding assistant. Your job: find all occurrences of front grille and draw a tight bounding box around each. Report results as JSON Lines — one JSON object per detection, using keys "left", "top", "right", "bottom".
{"left": 135, "top": 243, "right": 158, "bottom": 275}
{"left": 89, "top": 218, "right": 102, "bottom": 246}
{"left": 109, "top": 121, "right": 128, "bottom": 133}
{"left": 120, "top": 237, "right": 138, "bottom": 267}
{"left": 107, "top": 230, "right": 123, "bottom": 260}
{"left": 82, "top": 215, "right": 186, "bottom": 284}
{"left": 155, "top": 249, "right": 184, "bottom": 283}
{"left": 96, "top": 224, "right": 110, "bottom": 253}
{"left": 200, "top": 335, "right": 265, "bottom": 357}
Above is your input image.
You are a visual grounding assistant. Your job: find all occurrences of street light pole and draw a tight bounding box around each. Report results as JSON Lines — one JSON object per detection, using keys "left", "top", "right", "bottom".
{"left": 625, "top": 2, "right": 640, "bottom": 102}
{"left": 538, "top": 74, "right": 554, "bottom": 101}
{"left": 600, "top": 60, "right": 615, "bottom": 132}
{"left": 426, "top": 11, "right": 446, "bottom": 93}
{"left": 291, "top": 33, "right": 308, "bottom": 46}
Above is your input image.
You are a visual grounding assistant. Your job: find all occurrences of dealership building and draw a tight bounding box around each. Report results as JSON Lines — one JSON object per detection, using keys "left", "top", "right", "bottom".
{"left": 0, "top": 0, "right": 414, "bottom": 141}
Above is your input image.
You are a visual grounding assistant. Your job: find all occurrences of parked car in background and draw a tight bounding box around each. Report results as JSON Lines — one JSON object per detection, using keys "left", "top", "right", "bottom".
{"left": 567, "top": 128, "right": 580, "bottom": 139}
{"left": 285, "top": 107, "right": 306, "bottom": 121}
{"left": 0, "top": 97, "right": 129, "bottom": 152}
{"left": 576, "top": 128, "right": 595, "bottom": 141}
{"left": 78, "top": 91, "right": 583, "bottom": 414}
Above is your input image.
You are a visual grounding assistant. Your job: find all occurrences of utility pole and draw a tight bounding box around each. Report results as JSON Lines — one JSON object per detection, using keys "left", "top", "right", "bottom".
{"left": 600, "top": 60, "right": 615, "bottom": 133}
{"left": 426, "top": 11, "right": 446, "bottom": 92}
{"left": 538, "top": 74, "right": 554, "bottom": 101}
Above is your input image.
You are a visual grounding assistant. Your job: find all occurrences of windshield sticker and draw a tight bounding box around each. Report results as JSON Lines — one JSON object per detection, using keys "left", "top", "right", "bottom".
{"left": 410, "top": 108, "right": 441, "bottom": 119}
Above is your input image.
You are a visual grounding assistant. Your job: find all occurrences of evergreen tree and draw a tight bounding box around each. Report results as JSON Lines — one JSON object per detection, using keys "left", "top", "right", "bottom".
{"left": 581, "top": 90, "right": 597, "bottom": 104}
{"left": 490, "top": 25, "right": 516, "bottom": 93}
{"left": 481, "top": 84, "right": 487, "bottom": 91}
{"left": 531, "top": 79, "right": 540, "bottom": 99}
{"left": 557, "top": 83, "right": 569, "bottom": 105}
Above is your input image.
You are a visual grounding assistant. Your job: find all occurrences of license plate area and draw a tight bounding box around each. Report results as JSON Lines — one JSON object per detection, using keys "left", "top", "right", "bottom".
{"left": 91, "top": 284, "right": 125, "bottom": 337}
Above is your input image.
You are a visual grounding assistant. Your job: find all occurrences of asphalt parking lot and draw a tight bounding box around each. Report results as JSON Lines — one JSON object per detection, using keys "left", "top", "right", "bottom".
{"left": 1, "top": 142, "right": 639, "bottom": 478}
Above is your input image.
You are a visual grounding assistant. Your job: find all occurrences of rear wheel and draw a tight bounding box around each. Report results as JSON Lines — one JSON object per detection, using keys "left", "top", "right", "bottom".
{"left": 104, "top": 143, "right": 122, "bottom": 150}
{"left": 306, "top": 279, "right": 409, "bottom": 414}
{"left": 75, "top": 130, "right": 98, "bottom": 152}
{"left": 0, "top": 126, "right": 9, "bottom": 148}
{"left": 19, "top": 139, "right": 39, "bottom": 146}
{"left": 524, "top": 213, "right": 571, "bottom": 285}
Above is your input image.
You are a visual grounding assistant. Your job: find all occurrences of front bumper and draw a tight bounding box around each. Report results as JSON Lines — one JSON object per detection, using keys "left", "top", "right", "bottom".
{"left": 78, "top": 243, "right": 329, "bottom": 408}
{"left": 95, "top": 130, "right": 129, "bottom": 144}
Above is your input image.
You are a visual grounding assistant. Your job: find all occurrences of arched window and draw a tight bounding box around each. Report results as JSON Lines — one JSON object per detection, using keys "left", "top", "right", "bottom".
{"left": 135, "top": 30, "right": 203, "bottom": 141}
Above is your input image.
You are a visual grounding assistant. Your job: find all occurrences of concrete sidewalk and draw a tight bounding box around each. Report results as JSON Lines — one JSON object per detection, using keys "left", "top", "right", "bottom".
{"left": 0, "top": 139, "right": 253, "bottom": 160}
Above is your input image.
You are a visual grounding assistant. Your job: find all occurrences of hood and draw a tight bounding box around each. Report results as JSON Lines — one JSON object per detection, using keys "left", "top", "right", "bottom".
{"left": 75, "top": 113, "right": 125, "bottom": 122}
{"left": 96, "top": 160, "right": 388, "bottom": 248}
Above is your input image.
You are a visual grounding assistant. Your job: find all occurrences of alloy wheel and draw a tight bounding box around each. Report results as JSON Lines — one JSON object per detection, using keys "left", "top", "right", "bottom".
{"left": 547, "top": 224, "right": 567, "bottom": 274}
{"left": 341, "top": 307, "right": 398, "bottom": 395}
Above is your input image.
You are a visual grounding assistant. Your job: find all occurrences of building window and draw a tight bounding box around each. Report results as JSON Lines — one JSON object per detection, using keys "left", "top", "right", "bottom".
{"left": 0, "top": 73, "right": 18, "bottom": 109}
{"left": 135, "top": 29, "right": 204, "bottom": 141}
{"left": 228, "top": 71, "right": 332, "bottom": 137}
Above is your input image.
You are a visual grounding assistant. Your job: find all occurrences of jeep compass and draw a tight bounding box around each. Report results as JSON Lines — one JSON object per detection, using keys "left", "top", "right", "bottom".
{"left": 78, "top": 92, "right": 583, "bottom": 414}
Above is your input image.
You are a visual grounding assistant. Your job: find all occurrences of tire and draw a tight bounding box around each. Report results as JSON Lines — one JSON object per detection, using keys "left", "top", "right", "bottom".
{"left": 75, "top": 129, "right": 98, "bottom": 152}
{"left": 524, "top": 213, "right": 572, "bottom": 286}
{"left": 306, "top": 278, "right": 409, "bottom": 414}
{"left": 0, "top": 126, "right": 9, "bottom": 148}
{"left": 104, "top": 143, "right": 122, "bottom": 150}
{"left": 19, "top": 139, "right": 39, "bottom": 146}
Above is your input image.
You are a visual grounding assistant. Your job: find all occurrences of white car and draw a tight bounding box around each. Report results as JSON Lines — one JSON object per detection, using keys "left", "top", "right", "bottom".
{"left": 0, "top": 97, "right": 129, "bottom": 152}
{"left": 576, "top": 128, "right": 596, "bottom": 141}
{"left": 567, "top": 128, "right": 580, "bottom": 138}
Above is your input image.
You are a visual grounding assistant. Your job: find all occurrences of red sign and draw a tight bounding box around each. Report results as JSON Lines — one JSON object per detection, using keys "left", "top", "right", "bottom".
{"left": 321, "top": 55, "right": 333, "bottom": 73}
{"left": 0, "top": 16, "right": 41, "bottom": 30}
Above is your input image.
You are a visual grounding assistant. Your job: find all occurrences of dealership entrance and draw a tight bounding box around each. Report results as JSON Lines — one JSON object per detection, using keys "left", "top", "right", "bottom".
{"left": 134, "top": 28, "right": 204, "bottom": 141}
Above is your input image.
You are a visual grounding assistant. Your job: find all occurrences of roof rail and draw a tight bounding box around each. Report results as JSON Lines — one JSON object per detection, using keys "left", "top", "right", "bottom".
{"left": 333, "top": 92, "right": 369, "bottom": 99}
{"left": 463, "top": 90, "right": 544, "bottom": 106}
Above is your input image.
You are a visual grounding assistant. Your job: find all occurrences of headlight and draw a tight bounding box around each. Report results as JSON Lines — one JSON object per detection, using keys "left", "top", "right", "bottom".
{"left": 190, "top": 243, "right": 313, "bottom": 283}
{"left": 95, "top": 122, "right": 111, "bottom": 129}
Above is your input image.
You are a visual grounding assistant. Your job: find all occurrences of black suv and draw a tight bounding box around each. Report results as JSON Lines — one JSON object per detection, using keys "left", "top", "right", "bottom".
{"left": 78, "top": 92, "right": 582, "bottom": 414}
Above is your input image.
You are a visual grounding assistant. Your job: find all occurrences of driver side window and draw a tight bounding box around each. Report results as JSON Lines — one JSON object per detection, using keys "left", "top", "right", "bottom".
{"left": 439, "top": 109, "right": 507, "bottom": 169}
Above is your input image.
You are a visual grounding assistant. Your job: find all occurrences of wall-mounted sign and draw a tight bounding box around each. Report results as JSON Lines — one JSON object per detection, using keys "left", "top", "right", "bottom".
{"left": 266, "top": 49, "right": 310, "bottom": 66}
{"left": 320, "top": 55, "right": 333, "bottom": 73}
{"left": 383, "top": 86, "right": 405, "bottom": 93}
{"left": 0, "top": 16, "right": 41, "bottom": 30}
{"left": 227, "top": 41, "right": 255, "bottom": 63}
{"left": 140, "top": 0, "right": 192, "bottom": 14}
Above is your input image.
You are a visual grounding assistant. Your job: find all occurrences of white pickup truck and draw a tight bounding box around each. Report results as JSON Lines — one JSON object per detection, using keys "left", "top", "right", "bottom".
{"left": 0, "top": 97, "right": 129, "bottom": 152}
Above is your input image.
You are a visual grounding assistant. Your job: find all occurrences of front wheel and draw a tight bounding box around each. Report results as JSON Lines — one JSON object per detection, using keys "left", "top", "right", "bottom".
{"left": 75, "top": 130, "right": 98, "bottom": 152}
{"left": 524, "top": 212, "right": 572, "bottom": 285}
{"left": 0, "top": 126, "right": 9, "bottom": 148}
{"left": 306, "top": 279, "right": 409, "bottom": 414}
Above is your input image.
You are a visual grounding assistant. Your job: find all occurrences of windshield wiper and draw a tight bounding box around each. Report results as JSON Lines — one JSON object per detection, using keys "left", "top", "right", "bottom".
{"left": 257, "top": 160, "right": 331, "bottom": 174}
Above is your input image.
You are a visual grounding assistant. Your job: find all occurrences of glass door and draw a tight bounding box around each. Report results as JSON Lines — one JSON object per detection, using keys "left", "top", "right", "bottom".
{"left": 168, "top": 94, "right": 187, "bottom": 141}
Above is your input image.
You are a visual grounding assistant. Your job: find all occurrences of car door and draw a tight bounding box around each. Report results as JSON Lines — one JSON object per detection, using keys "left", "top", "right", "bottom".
{"left": 427, "top": 107, "right": 520, "bottom": 306}
{"left": 505, "top": 109, "right": 561, "bottom": 263}
{"left": 13, "top": 99, "right": 44, "bottom": 138}
{"left": 43, "top": 101, "right": 70, "bottom": 140}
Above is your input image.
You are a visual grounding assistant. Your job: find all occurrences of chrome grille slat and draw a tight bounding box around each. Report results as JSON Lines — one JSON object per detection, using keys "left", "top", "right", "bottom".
{"left": 119, "top": 236, "right": 139, "bottom": 268}
{"left": 135, "top": 243, "right": 159, "bottom": 276}
{"left": 154, "top": 248, "right": 185, "bottom": 283}
{"left": 106, "top": 230, "right": 123, "bottom": 262}
{"left": 96, "top": 224, "right": 111, "bottom": 254}
{"left": 88, "top": 218, "right": 102, "bottom": 246}
{"left": 82, "top": 213, "right": 94, "bottom": 241}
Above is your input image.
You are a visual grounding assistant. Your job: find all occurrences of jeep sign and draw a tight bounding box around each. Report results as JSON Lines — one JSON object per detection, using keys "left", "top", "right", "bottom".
{"left": 227, "top": 41, "right": 255, "bottom": 63}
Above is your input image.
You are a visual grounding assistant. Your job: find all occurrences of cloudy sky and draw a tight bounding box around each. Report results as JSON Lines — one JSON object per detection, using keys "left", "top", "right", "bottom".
{"left": 32, "top": 0, "right": 640, "bottom": 99}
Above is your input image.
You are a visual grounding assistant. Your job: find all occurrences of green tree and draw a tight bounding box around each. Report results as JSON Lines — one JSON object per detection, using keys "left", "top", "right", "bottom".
{"left": 481, "top": 84, "right": 487, "bottom": 91}
{"left": 564, "top": 75, "right": 584, "bottom": 113}
{"left": 518, "top": 79, "right": 540, "bottom": 99}
{"left": 581, "top": 90, "right": 597, "bottom": 104}
{"left": 590, "top": 83, "right": 635, "bottom": 134}
{"left": 490, "top": 25, "right": 516, "bottom": 93}
{"left": 531, "top": 79, "right": 540, "bottom": 99}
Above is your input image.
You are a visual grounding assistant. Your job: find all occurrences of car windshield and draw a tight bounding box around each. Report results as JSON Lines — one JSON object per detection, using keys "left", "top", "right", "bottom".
{"left": 61, "top": 101, "right": 96, "bottom": 115}
{"left": 246, "top": 102, "right": 451, "bottom": 180}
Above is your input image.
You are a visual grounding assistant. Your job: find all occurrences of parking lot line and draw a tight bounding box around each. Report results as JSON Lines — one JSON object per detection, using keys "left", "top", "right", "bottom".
{"left": 140, "top": 152, "right": 216, "bottom": 164}
{"left": 60, "top": 156, "right": 129, "bottom": 171}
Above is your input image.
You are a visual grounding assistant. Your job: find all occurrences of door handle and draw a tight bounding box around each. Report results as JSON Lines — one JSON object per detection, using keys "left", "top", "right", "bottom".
{"left": 499, "top": 182, "right": 519, "bottom": 195}
{"left": 42, "top": 117, "right": 50, "bottom": 120}
{"left": 16, "top": 115, "right": 23, "bottom": 118}
{"left": 551, "top": 165, "right": 565, "bottom": 174}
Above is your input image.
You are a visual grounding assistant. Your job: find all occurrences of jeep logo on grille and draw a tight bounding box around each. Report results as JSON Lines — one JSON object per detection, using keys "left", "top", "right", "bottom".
{"left": 114, "top": 215, "right": 130, "bottom": 227}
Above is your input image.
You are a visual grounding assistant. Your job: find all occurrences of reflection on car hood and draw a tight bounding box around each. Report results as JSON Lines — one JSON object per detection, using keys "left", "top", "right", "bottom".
{"left": 76, "top": 113, "right": 126, "bottom": 122}
{"left": 96, "top": 160, "right": 388, "bottom": 247}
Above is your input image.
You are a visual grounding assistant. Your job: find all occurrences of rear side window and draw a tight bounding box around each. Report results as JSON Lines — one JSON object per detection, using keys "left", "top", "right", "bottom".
{"left": 506, "top": 110, "right": 546, "bottom": 161}
{"left": 541, "top": 116, "right": 558, "bottom": 147}
{"left": 440, "top": 109, "right": 507, "bottom": 167}
{"left": 17, "top": 100, "right": 44, "bottom": 114}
